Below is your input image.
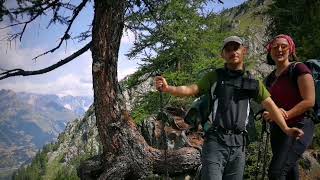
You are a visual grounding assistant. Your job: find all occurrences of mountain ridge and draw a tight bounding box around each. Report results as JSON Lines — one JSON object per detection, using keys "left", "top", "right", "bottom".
{"left": 0, "top": 89, "right": 93, "bottom": 176}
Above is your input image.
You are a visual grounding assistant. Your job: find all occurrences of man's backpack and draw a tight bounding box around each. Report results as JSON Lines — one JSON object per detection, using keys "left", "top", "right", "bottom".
{"left": 184, "top": 69, "right": 258, "bottom": 142}
{"left": 184, "top": 93, "right": 211, "bottom": 132}
{"left": 289, "top": 59, "right": 320, "bottom": 124}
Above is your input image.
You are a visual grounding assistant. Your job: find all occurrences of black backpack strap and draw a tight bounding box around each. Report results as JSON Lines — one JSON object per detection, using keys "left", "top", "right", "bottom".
{"left": 205, "top": 69, "right": 222, "bottom": 130}
{"left": 265, "top": 62, "right": 300, "bottom": 89}
{"left": 245, "top": 70, "right": 253, "bottom": 79}
{"left": 264, "top": 70, "right": 276, "bottom": 89}
{"left": 288, "top": 61, "right": 303, "bottom": 84}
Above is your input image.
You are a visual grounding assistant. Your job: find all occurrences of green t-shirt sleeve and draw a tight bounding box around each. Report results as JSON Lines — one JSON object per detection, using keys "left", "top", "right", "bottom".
{"left": 196, "top": 71, "right": 217, "bottom": 97}
{"left": 254, "top": 80, "right": 270, "bottom": 103}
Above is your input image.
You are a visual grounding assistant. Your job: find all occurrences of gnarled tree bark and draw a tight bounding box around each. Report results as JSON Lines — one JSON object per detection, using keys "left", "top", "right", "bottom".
{"left": 90, "top": 1, "right": 201, "bottom": 179}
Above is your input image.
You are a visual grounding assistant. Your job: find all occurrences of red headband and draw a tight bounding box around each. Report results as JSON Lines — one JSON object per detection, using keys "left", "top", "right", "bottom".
{"left": 266, "top": 34, "right": 296, "bottom": 55}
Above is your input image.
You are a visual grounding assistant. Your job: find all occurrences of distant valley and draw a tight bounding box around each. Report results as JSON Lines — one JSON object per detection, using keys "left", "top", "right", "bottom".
{"left": 0, "top": 89, "right": 93, "bottom": 175}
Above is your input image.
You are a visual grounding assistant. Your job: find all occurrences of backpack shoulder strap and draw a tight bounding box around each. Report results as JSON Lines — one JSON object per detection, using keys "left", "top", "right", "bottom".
{"left": 288, "top": 61, "right": 303, "bottom": 83}
{"left": 204, "top": 69, "right": 222, "bottom": 131}
{"left": 211, "top": 68, "right": 224, "bottom": 98}
{"left": 245, "top": 70, "right": 253, "bottom": 79}
{"left": 264, "top": 70, "right": 275, "bottom": 89}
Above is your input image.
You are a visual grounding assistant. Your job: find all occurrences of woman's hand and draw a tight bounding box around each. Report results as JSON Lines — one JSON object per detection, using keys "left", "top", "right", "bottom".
{"left": 279, "top": 108, "right": 289, "bottom": 120}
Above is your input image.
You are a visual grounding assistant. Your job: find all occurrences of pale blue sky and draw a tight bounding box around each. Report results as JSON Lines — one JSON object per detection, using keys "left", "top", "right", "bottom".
{"left": 0, "top": 0, "right": 247, "bottom": 97}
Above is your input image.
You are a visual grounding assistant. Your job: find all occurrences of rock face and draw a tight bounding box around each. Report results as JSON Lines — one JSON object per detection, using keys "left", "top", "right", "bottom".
{"left": 221, "top": 0, "right": 274, "bottom": 79}
{"left": 299, "top": 150, "right": 320, "bottom": 180}
{"left": 121, "top": 75, "right": 154, "bottom": 112}
{"left": 49, "top": 105, "right": 101, "bottom": 165}
{"left": 140, "top": 107, "right": 203, "bottom": 150}
{"left": 32, "top": 105, "right": 102, "bottom": 179}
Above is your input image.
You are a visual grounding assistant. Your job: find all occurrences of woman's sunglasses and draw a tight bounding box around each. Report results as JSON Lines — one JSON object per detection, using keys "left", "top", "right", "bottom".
{"left": 271, "top": 44, "right": 289, "bottom": 51}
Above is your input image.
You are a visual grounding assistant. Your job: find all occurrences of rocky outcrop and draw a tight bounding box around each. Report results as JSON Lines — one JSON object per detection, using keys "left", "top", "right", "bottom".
{"left": 221, "top": 0, "right": 274, "bottom": 78}
{"left": 299, "top": 150, "right": 320, "bottom": 179}
{"left": 47, "top": 105, "right": 101, "bottom": 166}
{"left": 121, "top": 75, "right": 154, "bottom": 112}
{"left": 140, "top": 107, "right": 203, "bottom": 150}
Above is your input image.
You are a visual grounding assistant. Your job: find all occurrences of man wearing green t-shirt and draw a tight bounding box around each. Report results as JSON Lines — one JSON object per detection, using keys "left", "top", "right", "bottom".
{"left": 154, "top": 36, "right": 303, "bottom": 180}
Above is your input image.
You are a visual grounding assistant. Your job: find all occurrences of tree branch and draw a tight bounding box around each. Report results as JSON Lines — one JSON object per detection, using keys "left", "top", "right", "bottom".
{"left": 32, "top": 0, "right": 89, "bottom": 60}
{"left": 141, "top": 0, "right": 162, "bottom": 27}
{"left": 8, "top": 0, "right": 57, "bottom": 15}
{"left": 0, "top": 41, "right": 91, "bottom": 80}
{"left": 0, "top": 0, "right": 61, "bottom": 41}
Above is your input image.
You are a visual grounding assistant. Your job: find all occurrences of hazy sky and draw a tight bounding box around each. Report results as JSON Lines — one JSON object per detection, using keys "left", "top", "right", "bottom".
{"left": 0, "top": 0, "right": 247, "bottom": 97}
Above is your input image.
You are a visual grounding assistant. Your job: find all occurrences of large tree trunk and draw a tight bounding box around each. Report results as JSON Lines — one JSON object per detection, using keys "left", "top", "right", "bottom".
{"left": 90, "top": 1, "right": 200, "bottom": 179}
{"left": 91, "top": 0, "right": 124, "bottom": 159}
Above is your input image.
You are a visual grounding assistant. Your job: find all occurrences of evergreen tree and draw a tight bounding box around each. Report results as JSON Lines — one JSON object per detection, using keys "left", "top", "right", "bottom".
{"left": 125, "top": 0, "right": 229, "bottom": 88}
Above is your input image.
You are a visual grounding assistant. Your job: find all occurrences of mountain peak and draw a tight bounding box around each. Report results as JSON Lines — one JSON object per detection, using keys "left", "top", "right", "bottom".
{"left": 0, "top": 89, "right": 16, "bottom": 96}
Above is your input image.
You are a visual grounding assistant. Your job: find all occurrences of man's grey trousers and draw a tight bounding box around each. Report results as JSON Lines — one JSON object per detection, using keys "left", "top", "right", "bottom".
{"left": 201, "top": 136, "right": 245, "bottom": 180}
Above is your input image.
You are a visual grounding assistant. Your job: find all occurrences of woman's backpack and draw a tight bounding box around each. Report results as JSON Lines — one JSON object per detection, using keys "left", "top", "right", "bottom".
{"left": 289, "top": 59, "right": 320, "bottom": 124}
